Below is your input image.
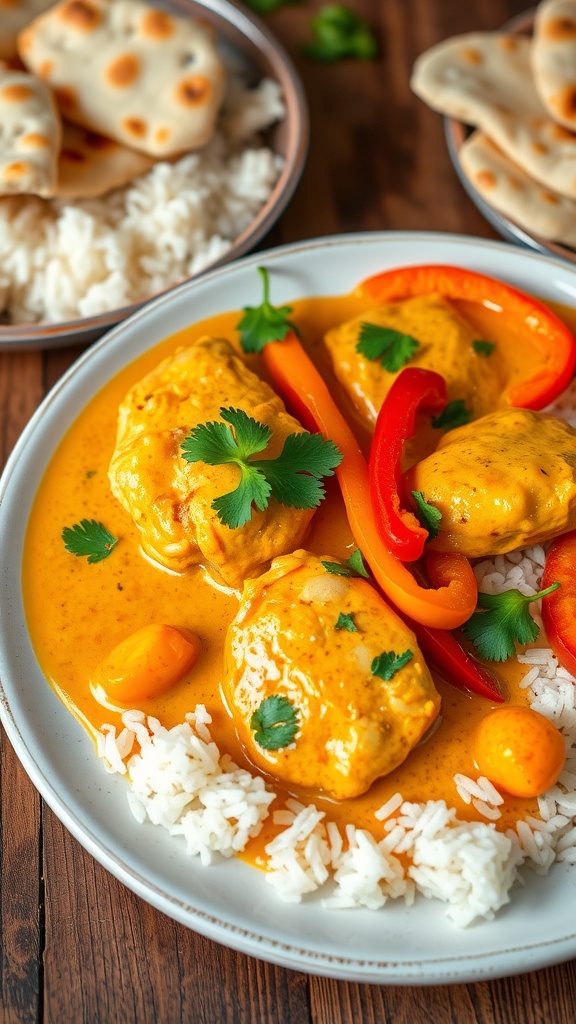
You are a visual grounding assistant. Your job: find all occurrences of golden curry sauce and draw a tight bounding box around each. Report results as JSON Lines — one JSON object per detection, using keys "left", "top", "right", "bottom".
{"left": 22, "top": 290, "right": 576, "bottom": 859}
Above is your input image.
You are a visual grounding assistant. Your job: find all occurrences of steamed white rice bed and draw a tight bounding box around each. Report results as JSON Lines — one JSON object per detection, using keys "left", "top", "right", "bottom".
{"left": 0, "top": 77, "right": 285, "bottom": 324}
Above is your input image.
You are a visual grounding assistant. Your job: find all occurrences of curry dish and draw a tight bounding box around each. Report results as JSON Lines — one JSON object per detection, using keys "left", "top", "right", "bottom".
{"left": 21, "top": 276, "right": 576, "bottom": 862}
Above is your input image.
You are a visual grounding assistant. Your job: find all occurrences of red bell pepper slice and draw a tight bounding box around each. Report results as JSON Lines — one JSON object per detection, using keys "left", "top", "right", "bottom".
{"left": 541, "top": 531, "right": 576, "bottom": 677}
{"left": 262, "top": 330, "right": 478, "bottom": 629}
{"left": 357, "top": 264, "right": 576, "bottom": 409}
{"left": 368, "top": 367, "right": 447, "bottom": 562}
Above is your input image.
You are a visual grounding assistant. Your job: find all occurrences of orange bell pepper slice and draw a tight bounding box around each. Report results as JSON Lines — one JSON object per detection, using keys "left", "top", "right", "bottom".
{"left": 357, "top": 264, "right": 576, "bottom": 409}
{"left": 262, "top": 332, "right": 477, "bottom": 629}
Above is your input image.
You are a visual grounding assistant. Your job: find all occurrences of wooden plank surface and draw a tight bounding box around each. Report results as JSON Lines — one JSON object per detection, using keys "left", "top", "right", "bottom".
{"left": 3, "top": 0, "right": 576, "bottom": 1020}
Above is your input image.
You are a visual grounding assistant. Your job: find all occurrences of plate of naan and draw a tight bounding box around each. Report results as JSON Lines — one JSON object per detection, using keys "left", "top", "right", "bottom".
{"left": 412, "top": 2, "right": 576, "bottom": 263}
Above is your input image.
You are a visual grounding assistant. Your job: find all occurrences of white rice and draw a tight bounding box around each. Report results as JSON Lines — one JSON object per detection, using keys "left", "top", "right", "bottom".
{"left": 0, "top": 75, "right": 285, "bottom": 325}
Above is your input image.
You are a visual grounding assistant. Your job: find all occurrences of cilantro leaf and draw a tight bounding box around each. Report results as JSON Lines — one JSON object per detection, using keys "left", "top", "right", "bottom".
{"left": 473, "top": 339, "right": 496, "bottom": 357}
{"left": 431, "top": 400, "right": 472, "bottom": 431}
{"left": 335, "top": 612, "right": 359, "bottom": 632}
{"left": 62, "top": 519, "right": 118, "bottom": 564}
{"left": 371, "top": 649, "right": 413, "bottom": 681}
{"left": 356, "top": 322, "right": 419, "bottom": 373}
{"left": 181, "top": 409, "right": 271, "bottom": 465}
{"left": 346, "top": 548, "right": 370, "bottom": 578}
{"left": 237, "top": 266, "right": 298, "bottom": 354}
{"left": 303, "top": 3, "right": 378, "bottom": 61}
{"left": 461, "top": 582, "right": 560, "bottom": 662}
{"left": 252, "top": 432, "right": 342, "bottom": 509}
{"left": 250, "top": 695, "right": 299, "bottom": 750}
{"left": 322, "top": 548, "right": 370, "bottom": 578}
{"left": 410, "top": 491, "right": 442, "bottom": 539}
{"left": 212, "top": 466, "right": 271, "bottom": 530}
{"left": 181, "top": 407, "right": 342, "bottom": 528}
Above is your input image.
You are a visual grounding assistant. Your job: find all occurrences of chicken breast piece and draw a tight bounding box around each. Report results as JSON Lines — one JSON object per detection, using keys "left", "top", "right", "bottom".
{"left": 108, "top": 338, "right": 316, "bottom": 588}
{"left": 223, "top": 550, "right": 441, "bottom": 800}
{"left": 323, "top": 294, "right": 504, "bottom": 429}
{"left": 406, "top": 407, "right": 576, "bottom": 557}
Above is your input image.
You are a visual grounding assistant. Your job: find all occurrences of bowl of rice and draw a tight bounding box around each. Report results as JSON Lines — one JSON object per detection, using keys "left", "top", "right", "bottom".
{"left": 0, "top": 0, "right": 308, "bottom": 350}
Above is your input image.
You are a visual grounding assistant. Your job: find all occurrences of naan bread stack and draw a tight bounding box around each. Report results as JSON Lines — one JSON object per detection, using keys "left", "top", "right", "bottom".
{"left": 411, "top": 1, "right": 576, "bottom": 249}
{"left": 0, "top": 0, "right": 227, "bottom": 201}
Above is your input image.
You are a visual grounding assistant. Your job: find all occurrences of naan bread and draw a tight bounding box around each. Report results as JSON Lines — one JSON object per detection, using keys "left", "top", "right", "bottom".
{"left": 0, "top": 0, "right": 54, "bottom": 61}
{"left": 18, "top": 0, "right": 226, "bottom": 158}
{"left": 411, "top": 32, "right": 576, "bottom": 199}
{"left": 533, "top": 0, "right": 576, "bottom": 130}
{"left": 459, "top": 131, "right": 576, "bottom": 247}
{"left": 55, "top": 121, "right": 154, "bottom": 198}
{"left": 0, "top": 62, "right": 61, "bottom": 197}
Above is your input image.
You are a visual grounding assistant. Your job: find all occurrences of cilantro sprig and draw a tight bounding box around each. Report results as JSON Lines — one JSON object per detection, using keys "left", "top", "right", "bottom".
{"left": 371, "top": 650, "right": 413, "bottom": 681}
{"left": 410, "top": 491, "right": 442, "bottom": 540}
{"left": 431, "top": 400, "right": 472, "bottom": 431}
{"left": 462, "top": 582, "right": 560, "bottom": 662}
{"left": 321, "top": 548, "right": 370, "bottom": 578}
{"left": 303, "top": 4, "right": 378, "bottom": 61}
{"left": 356, "top": 322, "right": 419, "bottom": 373}
{"left": 181, "top": 407, "right": 342, "bottom": 528}
{"left": 250, "top": 695, "right": 299, "bottom": 750}
{"left": 62, "top": 519, "right": 118, "bottom": 564}
{"left": 335, "top": 612, "right": 359, "bottom": 632}
{"left": 237, "top": 266, "right": 298, "bottom": 354}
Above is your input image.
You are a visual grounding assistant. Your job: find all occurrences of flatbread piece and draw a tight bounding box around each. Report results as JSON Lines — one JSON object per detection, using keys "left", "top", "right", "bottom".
{"left": 533, "top": 0, "right": 576, "bottom": 130}
{"left": 459, "top": 130, "right": 576, "bottom": 248}
{"left": 55, "top": 121, "right": 154, "bottom": 198}
{"left": 18, "top": 0, "right": 227, "bottom": 158}
{"left": 0, "top": 61, "right": 61, "bottom": 197}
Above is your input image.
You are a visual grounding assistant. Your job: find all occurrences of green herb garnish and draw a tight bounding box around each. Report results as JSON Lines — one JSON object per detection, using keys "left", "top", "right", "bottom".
{"left": 250, "top": 695, "right": 299, "bottom": 750}
{"left": 243, "top": 0, "right": 297, "bottom": 11}
{"left": 431, "top": 400, "right": 472, "bottom": 431}
{"left": 181, "top": 407, "right": 342, "bottom": 529}
{"left": 237, "top": 266, "right": 298, "bottom": 354}
{"left": 462, "top": 583, "right": 560, "bottom": 662}
{"left": 371, "top": 650, "right": 413, "bottom": 681}
{"left": 62, "top": 519, "right": 118, "bottom": 564}
{"left": 335, "top": 612, "right": 359, "bottom": 632}
{"left": 302, "top": 3, "right": 378, "bottom": 61}
{"left": 356, "top": 322, "right": 419, "bottom": 373}
{"left": 347, "top": 548, "right": 370, "bottom": 577}
{"left": 410, "top": 491, "right": 442, "bottom": 539}
{"left": 321, "top": 548, "right": 370, "bottom": 578}
{"left": 473, "top": 340, "right": 496, "bottom": 357}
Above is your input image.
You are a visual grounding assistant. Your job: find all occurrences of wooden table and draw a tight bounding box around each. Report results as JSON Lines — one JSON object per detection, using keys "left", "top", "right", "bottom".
{"left": 3, "top": 0, "right": 576, "bottom": 1020}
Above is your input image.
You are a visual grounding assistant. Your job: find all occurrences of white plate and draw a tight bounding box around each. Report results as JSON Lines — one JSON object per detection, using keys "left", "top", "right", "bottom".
{"left": 3, "top": 231, "right": 576, "bottom": 985}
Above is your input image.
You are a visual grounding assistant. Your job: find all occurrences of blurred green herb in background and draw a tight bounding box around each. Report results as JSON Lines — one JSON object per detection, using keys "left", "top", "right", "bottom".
{"left": 303, "top": 4, "right": 378, "bottom": 61}
{"left": 244, "top": 0, "right": 300, "bottom": 13}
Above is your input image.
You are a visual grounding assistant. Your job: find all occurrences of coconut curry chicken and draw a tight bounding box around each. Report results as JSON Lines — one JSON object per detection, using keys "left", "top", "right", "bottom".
{"left": 22, "top": 264, "right": 576, "bottom": 855}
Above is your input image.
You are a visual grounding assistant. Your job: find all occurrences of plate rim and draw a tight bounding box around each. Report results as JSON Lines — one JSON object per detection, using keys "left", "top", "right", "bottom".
{"left": 3, "top": 229, "right": 576, "bottom": 985}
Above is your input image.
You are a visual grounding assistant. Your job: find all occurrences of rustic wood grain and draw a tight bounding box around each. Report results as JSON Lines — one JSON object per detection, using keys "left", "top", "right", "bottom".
{"left": 2, "top": 1, "right": 576, "bottom": 1021}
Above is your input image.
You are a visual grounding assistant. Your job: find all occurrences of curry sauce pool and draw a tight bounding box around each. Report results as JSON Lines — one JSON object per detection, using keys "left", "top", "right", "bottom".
{"left": 21, "top": 289, "right": 576, "bottom": 924}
